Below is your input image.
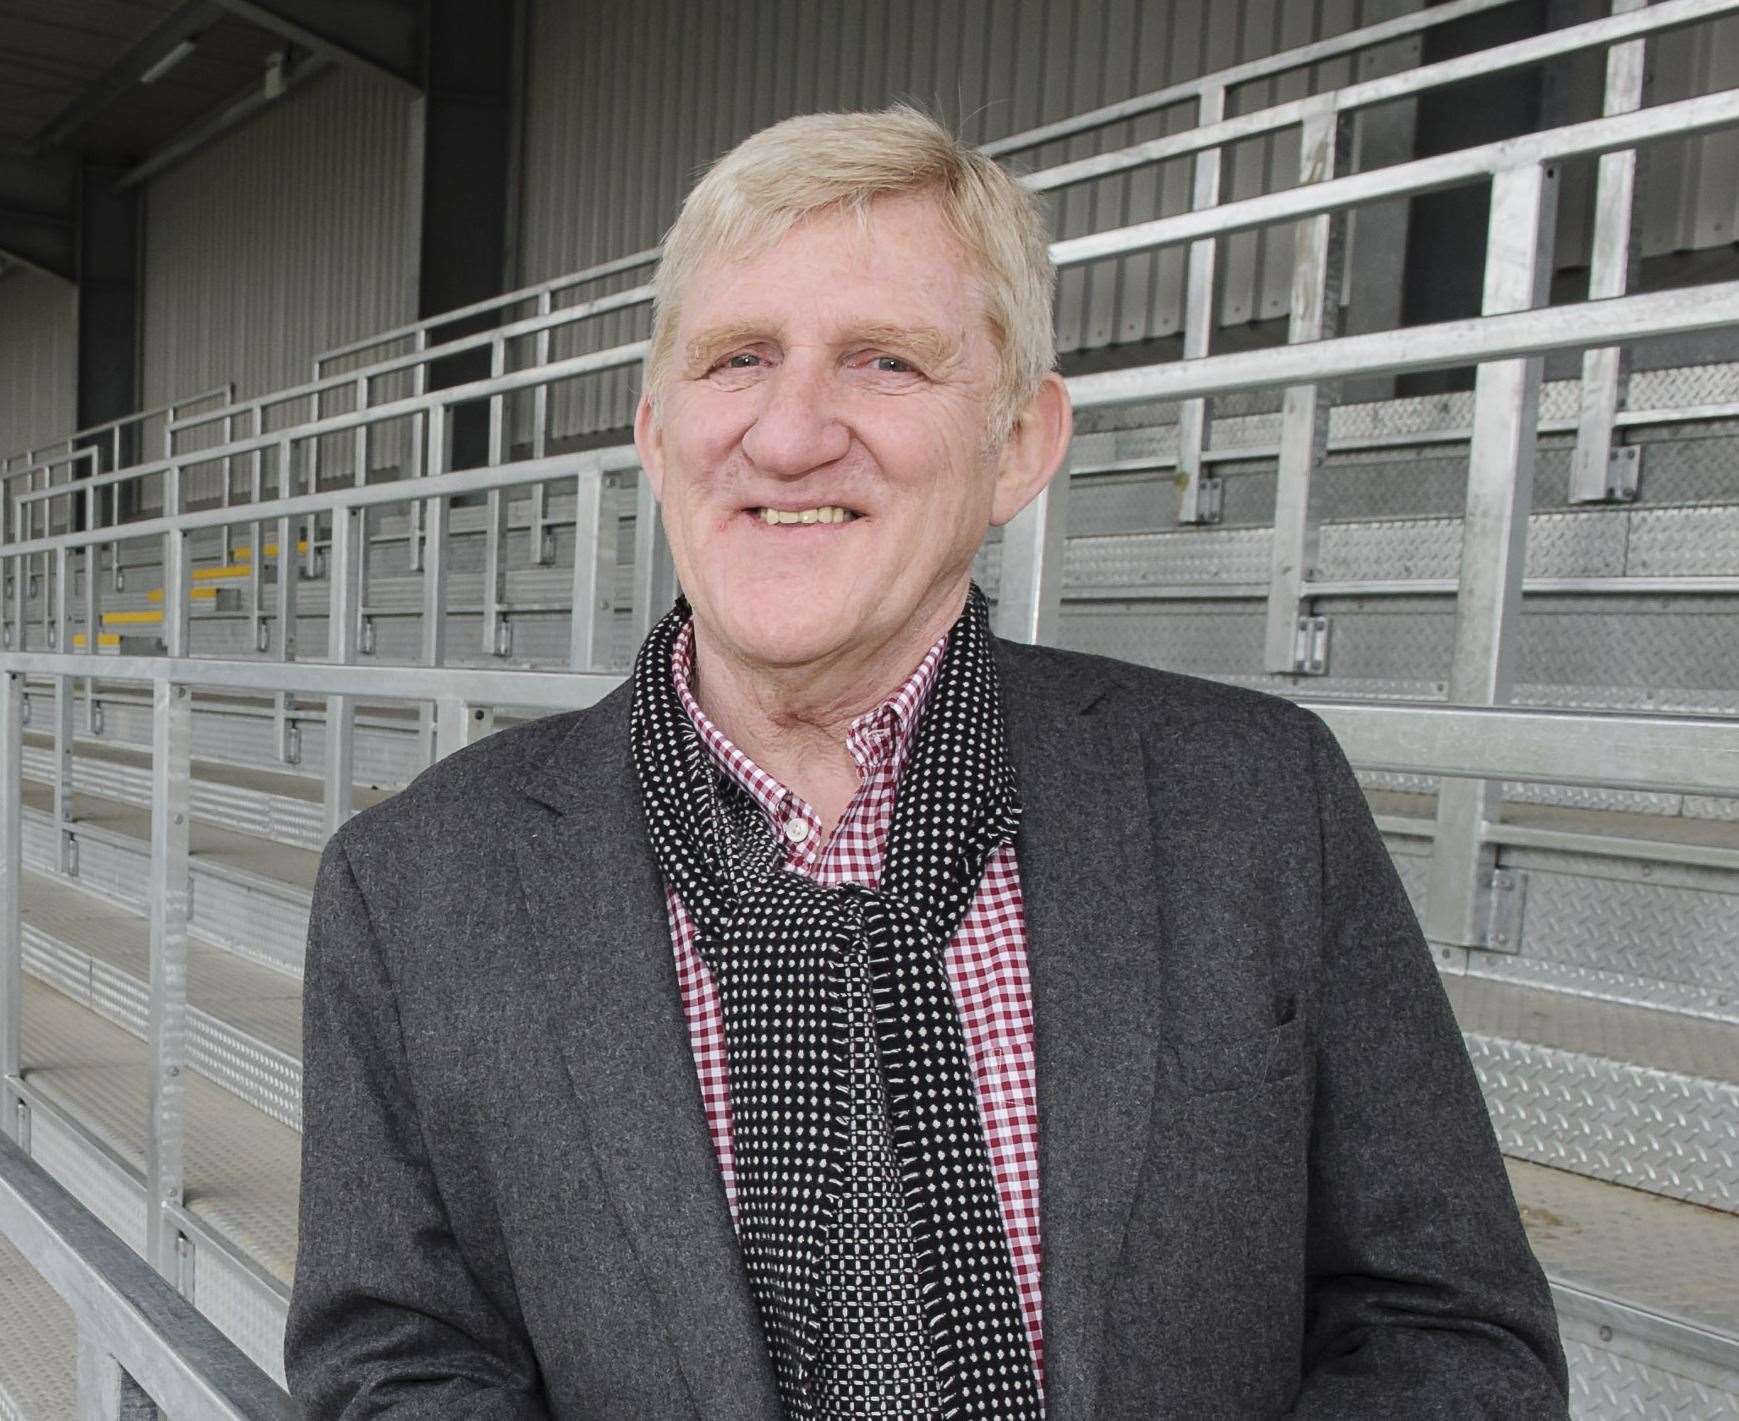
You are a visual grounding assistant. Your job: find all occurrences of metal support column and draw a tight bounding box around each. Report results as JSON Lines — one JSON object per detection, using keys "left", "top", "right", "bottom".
{"left": 1423, "top": 160, "right": 1559, "bottom": 951}
{"left": 418, "top": 407, "right": 451, "bottom": 767}
{"left": 529, "top": 291, "right": 554, "bottom": 564}
{"left": 568, "top": 466, "right": 606, "bottom": 673}
{"left": 993, "top": 459, "right": 1071, "bottom": 646}
{"left": 146, "top": 677, "right": 191, "bottom": 1284}
{"left": 482, "top": 336, "right": 509, "bottom": 656}
{"left": 323, "top": 506, "right": 359, "bottom": 839}
{"left": 53, "top": 662, "right": 76, "bottom": 877}
{"left": 631, "top": 474, "right": 678, "bottom": 643}
{"left": 433, "top": 696, "right": 494, "bottom": 762}
{"left": 1264, "top": 100, "right": 1350, "bottom": 674}
{"left": 75, "top": 1317, "right": 159, "bottom": 1420}
{"left": 0, "top": 667, "right": 23, "bottom": 1143}
{"left": 1175, "top": 84, "right": 1225, "bottom": 526}
{"left": 1568, "top": 0, "right": 1647, "bottom": 504}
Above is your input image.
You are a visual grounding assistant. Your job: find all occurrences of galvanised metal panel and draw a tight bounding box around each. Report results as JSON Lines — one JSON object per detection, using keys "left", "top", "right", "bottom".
{"left": 517, "top": 0, "right": 1409, "bottom": 437}
{"left": 1561, "top": 1313, "right": 1739, "bottom": 1421}
{"left": 192, "top": 1238, "right": 289, "bottom": 1387}
{"left": 140, "top": 66, "right": 414, "bottom": 506}
{"left": 0, "top": 267, "right": 77, "bottom": 463}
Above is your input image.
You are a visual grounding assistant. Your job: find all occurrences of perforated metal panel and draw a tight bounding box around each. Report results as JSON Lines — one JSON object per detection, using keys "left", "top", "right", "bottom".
{"left": 24, "top": 1108, "right": 147, "bottom": 1259}
{"left": 0, "top": 1233, "right": 76, "bottom": 1421}
{"left": 191, "top": 1237, "right": 290, "bottom": 1388}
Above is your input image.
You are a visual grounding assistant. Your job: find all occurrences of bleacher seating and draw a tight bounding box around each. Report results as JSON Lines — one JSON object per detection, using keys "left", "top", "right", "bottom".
{"left": 3, "top": 2, "right": 1738, "bottom": 1415}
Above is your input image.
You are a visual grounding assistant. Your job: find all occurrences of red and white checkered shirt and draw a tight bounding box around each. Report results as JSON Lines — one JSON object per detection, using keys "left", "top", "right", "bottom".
{"left": 664, "top": 619, "right": 1046, "bottom": 1396}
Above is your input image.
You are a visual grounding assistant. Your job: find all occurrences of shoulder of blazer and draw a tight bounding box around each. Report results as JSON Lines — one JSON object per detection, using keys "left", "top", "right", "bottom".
{"left": 327, "top": 677, "right": 636, "bottom": 876}
{"left": 994, "top": 636, "right": 1325, "bottom": 764}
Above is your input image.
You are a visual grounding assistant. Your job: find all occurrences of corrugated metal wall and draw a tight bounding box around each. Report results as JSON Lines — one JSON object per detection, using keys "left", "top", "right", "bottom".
{"left": 140, "top": 65, "right": 415, "bottom": 438}
{"left": 516, "top": 0, "right": 1419, "bottom": 437}
{"left": 0, "top": 267, "right": 78, "bottom": 465}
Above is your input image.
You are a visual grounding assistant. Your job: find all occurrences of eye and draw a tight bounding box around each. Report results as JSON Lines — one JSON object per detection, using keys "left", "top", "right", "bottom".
{"left": 720, "top": 352, "right": 765, "bottom": 370}
{"left": 868, "top": 354, "right": 918, "bottom": 375}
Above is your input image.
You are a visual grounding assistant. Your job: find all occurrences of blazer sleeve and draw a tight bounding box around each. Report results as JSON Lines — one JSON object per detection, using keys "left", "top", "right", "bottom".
{"left": 285, "top": 829, "right": 552, "bottom": 1420}
{"left": 1288, "top": 716, "right": 1570, "bottom": 1420}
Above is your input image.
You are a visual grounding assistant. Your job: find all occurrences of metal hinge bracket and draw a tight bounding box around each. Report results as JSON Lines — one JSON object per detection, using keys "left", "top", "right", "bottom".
{"left": 1292, "top": 615, "right": 1331, "bottom": 675}
{"left": 1484, "top": 868, "right": 1527, "bottom": 954}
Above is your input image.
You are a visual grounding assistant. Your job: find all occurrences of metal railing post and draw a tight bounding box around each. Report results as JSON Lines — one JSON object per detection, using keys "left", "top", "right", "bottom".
{"left": 1176, "top": 83, "right": 1226, "bottom": 525}
{"left": 1423, "top": 159, "right": 1559, "bottom": 951}
{"left": 568, "top": 466, "right": 607, "bottom": 673}
{"left": 530, "top": 290, "right": 554, "bottom": 564}
{"left": 272, "top": 435, "right": 299, "bottom": 765}
{"left": 631, "top": 472, "right": 679, "bottom": 643}
{"left": 352, "top": 374, "right": 371, "bottom": 660}
{"left": 993, "top": 456, "right": 1071, "bottom": 646}
{"left": 418, "top": 407, "right": 451, "bottom": 767}
{"left": 76, "top": 1317, "right": 160, "bottom": 1419}
{"left": 1568, "top": 0, "right": 1648, "bottom": 504}
{"left": 54, "top": 651, "right": 76, "bottom": 878}
{"left": 323, "top": 505, "right": 359, "bottom": 838}
{"left": 0, "top": 666, "right": 22, "bottom": 1141}
{"left": 1263, "top": 98, "right": 1351, "bottom": 674}
{"left": 146, "top": 678, "right": 192, "bottom": 1283}
{"left": 408, "top": 331, "right": 430, "bottom": 572}
{"left": 483, "top": 335, "right": 509, "bottom": 656}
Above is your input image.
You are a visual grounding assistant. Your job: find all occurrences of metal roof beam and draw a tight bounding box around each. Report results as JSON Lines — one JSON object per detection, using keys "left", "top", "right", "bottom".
{"left": 210, "top": 0, "right": 420, "bottom": 90}
{"left": 0, "top": 152, "right": 76, "bottom": 281}
{"left": 28, "top": 0, "right": 228, "bottom": 155}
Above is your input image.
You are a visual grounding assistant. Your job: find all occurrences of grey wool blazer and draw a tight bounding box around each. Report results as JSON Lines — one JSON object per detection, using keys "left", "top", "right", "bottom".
{"left": 286, "top": 638, "right": 1570, "bottom": 1420}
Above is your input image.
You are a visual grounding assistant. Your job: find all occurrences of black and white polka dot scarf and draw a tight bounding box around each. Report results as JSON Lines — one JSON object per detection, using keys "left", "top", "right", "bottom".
{"left": 631, "top": 585, "right": 1042, "bottom": 1421}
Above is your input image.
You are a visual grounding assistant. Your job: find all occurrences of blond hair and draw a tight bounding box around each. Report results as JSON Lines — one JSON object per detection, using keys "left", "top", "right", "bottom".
{"left": 645, "top": 105, "right": 1055, "bottom": 440}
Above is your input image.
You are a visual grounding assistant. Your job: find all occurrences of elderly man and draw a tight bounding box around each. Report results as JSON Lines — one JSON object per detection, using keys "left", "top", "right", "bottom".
{"left": 287, "top": 108, "right": 1569, "bottom": 1419}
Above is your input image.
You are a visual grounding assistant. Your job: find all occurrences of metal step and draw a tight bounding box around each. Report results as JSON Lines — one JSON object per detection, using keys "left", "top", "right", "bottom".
{"left": 21, "top": 868, "right": 302, "bottom": 1129}
{"left": 1450, "top": 976, "right": 1739, "bottom": 1215}
{"left": 20, "top": 783, "right": 316, "bottom": 976}
{"left": 23, "top": 729, "right": 395, "bottom": 854}
{"left": 0, "top": 1230, "right": 75, "bottom": 1419}
{"left": 16, "top": 979, "right": 293, "bottom": 1386}
{"left": 1511, "top": 1159, "right": 1739, "bottom": 1418}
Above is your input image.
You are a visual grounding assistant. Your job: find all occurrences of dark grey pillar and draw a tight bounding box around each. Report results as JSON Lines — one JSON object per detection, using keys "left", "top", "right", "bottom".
{"left": 416, "top": 0, "right": 520, "bottom": 471}
{"left": 76, "top": 164, "right": 141, "bottom": 519}
{"left": 1397, "top": 1, "right": 1549, "bottom": 396}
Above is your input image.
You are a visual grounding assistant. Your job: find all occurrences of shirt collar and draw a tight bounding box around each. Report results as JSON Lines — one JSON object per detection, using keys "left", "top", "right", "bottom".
{"left": 670, "top": 617, "right": 949, "bottom": 826}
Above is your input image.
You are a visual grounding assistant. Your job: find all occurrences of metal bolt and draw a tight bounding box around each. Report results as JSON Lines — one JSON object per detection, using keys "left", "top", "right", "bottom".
{"left": 1599, "top": 1326, "right": 1613, "bottom": 1343}
{"left": 174, "top": 813, "right": 184, "bottom": 825}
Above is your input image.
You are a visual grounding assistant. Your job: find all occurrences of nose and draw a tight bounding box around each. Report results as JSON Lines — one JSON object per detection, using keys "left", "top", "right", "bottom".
{"left": 739, "top": 354, "right": 850, "bottom": 478}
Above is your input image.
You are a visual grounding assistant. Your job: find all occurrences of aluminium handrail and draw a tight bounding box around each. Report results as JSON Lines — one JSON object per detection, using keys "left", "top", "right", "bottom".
{"left": 1, "top": 386, "right": 233, "bottom": 475}
{"left": 0, "top": 1133, "right": 295, "bottom": 1419}
{"left": 9, "top": 273, "right": 1739, "bottom": 550}
{"left": 168, "top": 284, "right": 654, "bottom": 444}
{"left": 40, "top": 91, "right": 1739, "bottom": 537}
{"left": 1025, "top": 0, "right": 1737, "bottom": 193}
{"left": 978, "top": 0, "right": 1525, "bottom": 156}
{"left": 311, "top": 0, "right": 1548, "bottom": 378}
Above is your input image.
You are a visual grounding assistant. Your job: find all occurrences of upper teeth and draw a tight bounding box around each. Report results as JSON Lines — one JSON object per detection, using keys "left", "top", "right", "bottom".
{"left": 759, "top": 506, "right": 855, "bottom": 524}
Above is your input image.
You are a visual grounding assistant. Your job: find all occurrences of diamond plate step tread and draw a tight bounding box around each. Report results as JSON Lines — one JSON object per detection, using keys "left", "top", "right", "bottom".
{"left": 1452, "top": 978, "right": 1739, "bottom": 1214}
{"left": 22, "top": 727, "right": 397, "bottom": 809}
{"left": 1447, "top": 976, "right": 1739, "bottom": 1086}
{"left": 0, "top": 1231, "right": 76, "bottom": 1420}
{"left": 20, "top": 980, "right": 300, "bottom": 1283}
{"left": 1367, "top": 790, "right": 1739, "bottom": 854}
{"left": 20, "top": 868, "right": 302, "bottom": 1055}
{"left": 19, "top": 780, "right": 320, "bottom": 894}
{"left": 1510, "top": 1160, "right": 1739, "bottom": 1343}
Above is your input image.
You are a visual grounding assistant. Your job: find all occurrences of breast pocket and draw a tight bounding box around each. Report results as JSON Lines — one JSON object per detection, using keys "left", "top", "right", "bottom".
{"left": 1169, "top": 994, "right": 1308, "bottom": 1095}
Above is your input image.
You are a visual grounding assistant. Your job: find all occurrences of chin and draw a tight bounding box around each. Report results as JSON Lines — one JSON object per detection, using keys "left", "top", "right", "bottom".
{"left": 711, "top": 597, "right": 865, "bottom": 670}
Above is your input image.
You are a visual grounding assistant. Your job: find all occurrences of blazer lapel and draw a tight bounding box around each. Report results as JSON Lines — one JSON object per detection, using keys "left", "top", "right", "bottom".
{"left": 512, "top": 690, "right": 782, "bottom": 1420}
{"left": 999, "top": 644, "right": 1169, "bottom": 1421}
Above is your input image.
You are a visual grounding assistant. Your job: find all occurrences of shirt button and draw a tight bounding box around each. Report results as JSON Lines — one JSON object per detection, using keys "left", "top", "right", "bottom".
{"left": 784, "top": 818, "right": 810, "bottom": 845}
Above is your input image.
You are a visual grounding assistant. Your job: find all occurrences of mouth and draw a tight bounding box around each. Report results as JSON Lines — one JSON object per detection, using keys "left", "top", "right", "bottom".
{"left": 746, "top": 504, "right": 862, "bottom": 526}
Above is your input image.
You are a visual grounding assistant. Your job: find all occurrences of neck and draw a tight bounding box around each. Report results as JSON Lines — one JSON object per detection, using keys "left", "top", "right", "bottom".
{"left": 689, "top": 584, "right": 968, "bottom": 839}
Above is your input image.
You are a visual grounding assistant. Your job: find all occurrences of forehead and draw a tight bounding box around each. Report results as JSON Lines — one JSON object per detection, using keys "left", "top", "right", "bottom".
{"left": 678, "top": 192, "right": 991, "bottom": 339}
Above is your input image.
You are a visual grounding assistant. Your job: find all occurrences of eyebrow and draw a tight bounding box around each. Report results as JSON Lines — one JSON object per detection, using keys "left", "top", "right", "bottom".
{"left": 682, "top": 321, "right": 964, "bottom": 374}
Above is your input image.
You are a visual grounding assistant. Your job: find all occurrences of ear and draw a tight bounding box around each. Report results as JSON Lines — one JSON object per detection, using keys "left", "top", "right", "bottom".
{"left": 634, "top": 390, "right": 666, "bottom": 500}
{"left": 990, "top": 372, "right": 1073, "bottom": 527}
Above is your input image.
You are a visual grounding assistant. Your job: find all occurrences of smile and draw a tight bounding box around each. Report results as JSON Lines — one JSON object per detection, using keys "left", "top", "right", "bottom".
{"left": 752, "top": 506, "right": 860, "bottom": 525}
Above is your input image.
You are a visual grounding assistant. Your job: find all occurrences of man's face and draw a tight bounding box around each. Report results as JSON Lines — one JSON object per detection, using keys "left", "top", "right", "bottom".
{"left": 636, "top": 191, "right": 1044, "bottom": 678}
